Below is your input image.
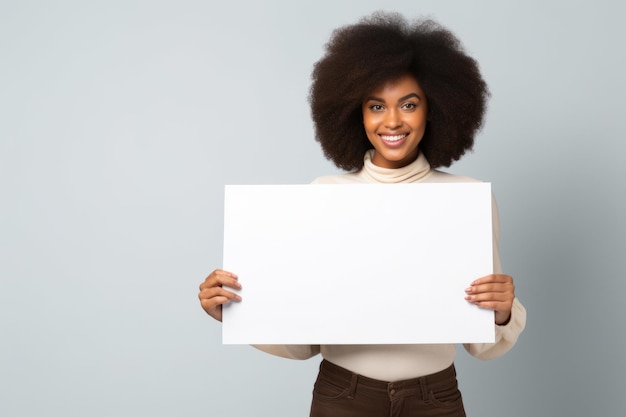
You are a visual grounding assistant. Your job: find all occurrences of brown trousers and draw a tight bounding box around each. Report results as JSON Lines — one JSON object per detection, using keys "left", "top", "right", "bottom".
{"left": 310, "top": 360, "right": 466, "bottom": 417}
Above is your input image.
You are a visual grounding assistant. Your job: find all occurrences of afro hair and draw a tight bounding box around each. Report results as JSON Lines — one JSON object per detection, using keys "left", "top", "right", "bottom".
{"left": 309, "top": 12, "right": 490, "bottom": 171}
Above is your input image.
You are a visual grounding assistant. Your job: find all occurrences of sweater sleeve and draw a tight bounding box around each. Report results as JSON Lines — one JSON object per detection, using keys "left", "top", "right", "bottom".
{"left": 252, "top": 344, "right": 321, "bottom": 360}
{"left": 462, "top": 194, "right": 527, "bottom": 359}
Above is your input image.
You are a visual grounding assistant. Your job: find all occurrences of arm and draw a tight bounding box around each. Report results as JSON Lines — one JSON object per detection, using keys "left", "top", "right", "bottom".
{"left": 462, "top": 195, "right": 527, "bottom": 359}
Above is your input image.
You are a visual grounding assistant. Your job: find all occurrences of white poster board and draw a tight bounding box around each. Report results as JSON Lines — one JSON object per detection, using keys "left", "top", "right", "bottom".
{"left": 222, "top": 183, "right": 494, "bottom": 344}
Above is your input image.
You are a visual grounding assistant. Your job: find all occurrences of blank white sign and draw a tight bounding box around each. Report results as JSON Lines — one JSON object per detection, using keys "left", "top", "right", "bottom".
{"left": 222, "top": 183, "right": 494, "bottom": 344}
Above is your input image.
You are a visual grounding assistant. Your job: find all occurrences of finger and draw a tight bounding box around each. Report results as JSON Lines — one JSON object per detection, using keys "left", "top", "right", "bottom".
{"left": 465, "top": 282, "right": 514, "bottom": 295}
{"left": 205, "top": 269, "right": 238, "bottom": 282}
{"left": 214, "top": 269, "right": 238, "bottom": 279}
{"left": 199, "top": 289, "right": 242, "bottom": 322}
{"left": 465, "top": 275, "right": 514, "bottom": 293}
{"left": 472, "top": 300, "right": 512, "bottom": 316}
{"left": 199, "top": 286, "right": 242, "bottom": 303}
{"left": 200, "top": 295, "right": 236, "bottom": 311}
{"left": 470, "top": 274, "right": 512, "bottom": 286}
{"left": 472, "top": 300, "right": 503, "bottom": 309}
{"left": 465, "top": 292, "right": 511, "bottom": 303}
{"left": 199, "top": 270, "right": 242, "bottom": 291}
{"left": 472, "top": 299, "right": 512, "bottom": 311}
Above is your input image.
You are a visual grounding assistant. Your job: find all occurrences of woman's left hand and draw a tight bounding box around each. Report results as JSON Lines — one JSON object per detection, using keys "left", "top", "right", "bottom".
{"left": 465, "top": 274, "right": 515, "bottom": 325}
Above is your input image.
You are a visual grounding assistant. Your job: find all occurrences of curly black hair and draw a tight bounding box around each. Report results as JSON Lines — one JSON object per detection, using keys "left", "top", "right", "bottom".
{"left": 309, "top": 12, "right": 489, "bottom": 171}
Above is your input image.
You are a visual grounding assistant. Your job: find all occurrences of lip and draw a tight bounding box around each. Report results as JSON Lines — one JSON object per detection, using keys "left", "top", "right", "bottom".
{"left": 379, "top": 133, "right": 409, "bottom": 147}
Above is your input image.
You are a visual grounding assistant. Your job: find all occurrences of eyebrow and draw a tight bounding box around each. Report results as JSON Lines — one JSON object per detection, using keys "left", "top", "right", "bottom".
{"left": 365, "top": 93, "right": 421, "bottom": 103}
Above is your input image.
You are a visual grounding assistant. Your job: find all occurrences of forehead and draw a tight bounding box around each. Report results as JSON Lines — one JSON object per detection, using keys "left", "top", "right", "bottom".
{"left": 367, "top": 74, "right": 424, "bottom": 98}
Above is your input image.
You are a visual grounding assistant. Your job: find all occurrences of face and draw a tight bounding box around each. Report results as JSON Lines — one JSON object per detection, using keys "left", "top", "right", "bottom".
{"left": 361, "top": 74, "right": 429, "bottom": 169}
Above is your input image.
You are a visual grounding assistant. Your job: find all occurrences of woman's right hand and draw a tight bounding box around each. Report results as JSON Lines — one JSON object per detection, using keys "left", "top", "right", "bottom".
{"left": 198, "top": 269, "right": 242, "bottom": 322}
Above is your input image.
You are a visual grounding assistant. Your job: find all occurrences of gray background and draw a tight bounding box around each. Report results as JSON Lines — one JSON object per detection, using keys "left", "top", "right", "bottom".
{"left": 1, "top": 0, "right": 624, "bottom": 416}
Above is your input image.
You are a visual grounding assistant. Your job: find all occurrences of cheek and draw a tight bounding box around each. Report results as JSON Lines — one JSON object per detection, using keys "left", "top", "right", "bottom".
{"left": 362, "top": 115, "right": 380, "bottom": 135}
{"left": 409, "top": 113, "right": 428, "bottom": 132}
{"left": 362, "top": 123, "right": 379, "bottom": 146}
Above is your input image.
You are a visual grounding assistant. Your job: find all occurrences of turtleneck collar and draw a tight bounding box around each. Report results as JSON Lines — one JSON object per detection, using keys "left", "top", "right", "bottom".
{"left": 359, "top": 149, "right": 433, "bottom": 183}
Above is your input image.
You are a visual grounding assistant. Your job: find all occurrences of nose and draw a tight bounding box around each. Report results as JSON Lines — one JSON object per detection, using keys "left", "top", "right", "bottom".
{"left": 384, "top": 108, "right": 401, "bottom": 129}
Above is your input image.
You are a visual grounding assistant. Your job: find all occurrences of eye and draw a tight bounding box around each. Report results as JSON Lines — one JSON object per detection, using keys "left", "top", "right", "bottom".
{"left": 369, "top": 104, "right": 385, "bottom": 111}
{"left": 401, "top": 102, "right": 417, "bottom": 110}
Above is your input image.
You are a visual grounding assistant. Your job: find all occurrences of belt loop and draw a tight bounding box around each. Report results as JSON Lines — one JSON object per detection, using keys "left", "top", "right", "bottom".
{"left": 419, "top": 376, "right": 428, "bottom": 401}
{"left": 347, "top": 373, "right": 358, "bottom": 399}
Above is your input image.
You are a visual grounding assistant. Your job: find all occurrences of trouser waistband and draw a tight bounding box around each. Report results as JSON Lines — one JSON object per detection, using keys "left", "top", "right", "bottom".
{"left": 319, "top": 359, "right": 457, "bottom": 399}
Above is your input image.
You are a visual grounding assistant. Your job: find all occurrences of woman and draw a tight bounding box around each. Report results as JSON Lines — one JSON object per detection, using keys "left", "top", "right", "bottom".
{"left": 198, "top": 12, "right": 526, "bottom": 417}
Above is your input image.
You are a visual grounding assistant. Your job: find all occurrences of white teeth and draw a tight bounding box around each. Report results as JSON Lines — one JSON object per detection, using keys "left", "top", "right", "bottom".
{"left": 380, "top": 134, "right": 406, "bottom": 142}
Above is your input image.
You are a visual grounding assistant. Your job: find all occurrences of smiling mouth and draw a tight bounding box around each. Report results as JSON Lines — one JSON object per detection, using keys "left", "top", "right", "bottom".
{"left": 380, "top": 133, "right": 408, "bottom": 143}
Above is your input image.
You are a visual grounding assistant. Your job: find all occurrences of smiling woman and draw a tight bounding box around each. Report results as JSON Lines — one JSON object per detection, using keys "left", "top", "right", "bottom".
{"left": 308, "top": 12, "right": 489, "bottom": 173}
{"left": 198, "top": 11, "right": 526, "bottom": 417}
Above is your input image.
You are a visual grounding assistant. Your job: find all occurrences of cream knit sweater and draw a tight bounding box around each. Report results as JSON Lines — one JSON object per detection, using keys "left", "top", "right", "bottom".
{"left": 254, "top": 150, "right": 526, "bottom": 381}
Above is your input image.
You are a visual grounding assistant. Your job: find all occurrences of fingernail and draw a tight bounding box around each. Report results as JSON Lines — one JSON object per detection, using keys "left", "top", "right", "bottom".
{"left": 465, "top": 287, "right": 472, "bottom": 293}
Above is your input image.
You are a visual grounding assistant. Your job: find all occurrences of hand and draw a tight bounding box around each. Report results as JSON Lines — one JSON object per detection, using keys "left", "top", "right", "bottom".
{"left": 198, "top": 269, "right": 242, "bottom": 322}
{"left": 464, "top": 274, "right": 515, "bottom": 325}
